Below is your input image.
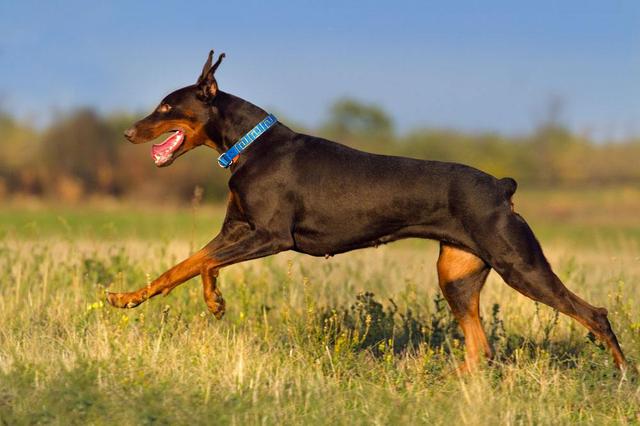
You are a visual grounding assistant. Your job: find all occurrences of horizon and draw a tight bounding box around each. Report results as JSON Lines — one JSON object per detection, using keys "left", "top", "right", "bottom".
{"left": 1, "top": 1, "right": 638, "bottom": 141}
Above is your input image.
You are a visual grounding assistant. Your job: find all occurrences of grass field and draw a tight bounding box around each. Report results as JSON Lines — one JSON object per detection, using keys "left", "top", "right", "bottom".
{"left": 1, "top": 188, "right": 639, "bottom": 425}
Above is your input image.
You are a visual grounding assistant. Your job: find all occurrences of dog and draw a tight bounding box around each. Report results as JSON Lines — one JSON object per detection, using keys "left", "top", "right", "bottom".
{"left": 108, "top": 49, "right": 627, "bottom": 372}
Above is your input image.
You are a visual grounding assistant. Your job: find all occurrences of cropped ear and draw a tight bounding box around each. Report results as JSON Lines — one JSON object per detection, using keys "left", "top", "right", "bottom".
{"left": 197, "top": 51, "right": 225, "bottom": 101}
{"left": 196, "top": 50, "right": 214, "bottom": 85}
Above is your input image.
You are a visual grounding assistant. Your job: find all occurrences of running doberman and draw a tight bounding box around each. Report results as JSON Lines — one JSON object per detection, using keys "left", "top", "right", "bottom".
{"left": 108, "top": 50, "right": 628, "bottom": 372}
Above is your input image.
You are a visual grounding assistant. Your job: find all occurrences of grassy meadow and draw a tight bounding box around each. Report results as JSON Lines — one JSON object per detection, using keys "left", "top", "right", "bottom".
{"left": 0, "top": 187, "right": 639, "bottom": 425}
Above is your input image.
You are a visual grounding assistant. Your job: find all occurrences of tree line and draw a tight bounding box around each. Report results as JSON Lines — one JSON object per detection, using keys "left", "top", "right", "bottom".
{"left": 1, "top": 99, "right": 638, "bottom": 203}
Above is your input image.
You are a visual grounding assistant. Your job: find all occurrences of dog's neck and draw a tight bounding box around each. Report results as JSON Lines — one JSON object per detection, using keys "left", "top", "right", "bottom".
{"left": 205, "top": 91, "right": 275, "bottom": 153}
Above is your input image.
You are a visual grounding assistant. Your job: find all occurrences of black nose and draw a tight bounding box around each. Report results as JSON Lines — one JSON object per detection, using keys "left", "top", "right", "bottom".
{"left": 124, "top": 127, "right": 136, "bottom": 141}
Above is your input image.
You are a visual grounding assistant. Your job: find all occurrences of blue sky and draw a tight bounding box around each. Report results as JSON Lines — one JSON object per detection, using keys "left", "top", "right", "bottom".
{"left": 1, "top": 0, "right": 638, "bottom": 139}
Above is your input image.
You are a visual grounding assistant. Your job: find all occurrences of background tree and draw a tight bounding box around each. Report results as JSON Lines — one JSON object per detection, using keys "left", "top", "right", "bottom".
{"left": 40, "top": 108, "right": 119, "bottom": 198}
{"left": 321, "top": 98, "right": 394, "bottom": 151}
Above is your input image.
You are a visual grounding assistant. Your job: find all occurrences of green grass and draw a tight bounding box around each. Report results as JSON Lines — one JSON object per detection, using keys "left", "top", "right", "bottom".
{"left": 0, "top": 202, "right": 226, "bottom": 243}
{"left": 1, "top": 189, "right": 639, "bottom": 424}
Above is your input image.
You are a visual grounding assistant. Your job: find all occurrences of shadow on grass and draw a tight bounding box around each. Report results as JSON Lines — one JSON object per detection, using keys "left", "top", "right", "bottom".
{"left": 311, "top": 292, "right": 601, "bottom": 370}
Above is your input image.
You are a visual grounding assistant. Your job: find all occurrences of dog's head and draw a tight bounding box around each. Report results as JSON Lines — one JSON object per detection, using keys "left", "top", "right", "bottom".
{"left": 124, "top": 50, "right": 225, "bottom": 167}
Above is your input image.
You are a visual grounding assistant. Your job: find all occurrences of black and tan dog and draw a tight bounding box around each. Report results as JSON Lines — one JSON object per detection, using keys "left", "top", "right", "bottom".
{"left": 108, "top": 50, "right": 627, "bottom": 372}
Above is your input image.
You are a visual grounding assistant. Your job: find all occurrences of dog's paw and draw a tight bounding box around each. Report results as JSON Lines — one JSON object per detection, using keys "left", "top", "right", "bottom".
{"left": 205, "top": 296, "right": 226, "bottom": 320}
{"left": 106, "top": 291, "right": 141, "bottom": 309}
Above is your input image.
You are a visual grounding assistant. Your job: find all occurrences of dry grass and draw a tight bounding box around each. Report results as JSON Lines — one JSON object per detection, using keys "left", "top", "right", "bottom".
{"left": 1, "top": 227, "right": 639, "bottom": 424}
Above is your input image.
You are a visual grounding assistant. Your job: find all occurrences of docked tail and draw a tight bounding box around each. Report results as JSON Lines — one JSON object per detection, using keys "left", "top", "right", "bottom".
{"left": 498, "top": 177, "right": 517, "bottom": 199}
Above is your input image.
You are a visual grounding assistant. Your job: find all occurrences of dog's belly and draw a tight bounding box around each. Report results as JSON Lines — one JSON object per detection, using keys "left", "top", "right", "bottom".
{"left": 291, "top": 228, "right": 397, "bottom": 256}
{"left": 291, "top": 221, "right": 452, "bottom": 256}
{"left": 290, "top": 203, "right": 452, "bottom": 257}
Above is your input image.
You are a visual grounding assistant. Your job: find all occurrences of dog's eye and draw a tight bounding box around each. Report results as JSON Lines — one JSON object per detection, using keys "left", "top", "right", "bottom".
{"left": 157, "top": 104, "right": 172, "bottom": 113}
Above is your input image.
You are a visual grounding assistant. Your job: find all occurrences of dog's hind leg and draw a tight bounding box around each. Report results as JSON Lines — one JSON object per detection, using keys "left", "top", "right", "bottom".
{"left": 437, "top": 243, "right": 492, "bottom": 372}
{"left": 477, "top": 211, "right": 627, "bottom": 370}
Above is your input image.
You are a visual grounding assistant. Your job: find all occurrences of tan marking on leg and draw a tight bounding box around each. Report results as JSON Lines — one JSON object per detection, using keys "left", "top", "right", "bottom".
{"left": 437, "top": 245, "right": 486, "bottom": 283}
{"left": 106, "top": 249, "right": 208, "bottom": 308}
{"left": 202, "top": 263, "right": 225, "bottom": 319}
{"left": 437, "top": 244, "right": 492, "bottom": 372}
{"left": 459, "top": 309, "right": 493, "bottom": 368}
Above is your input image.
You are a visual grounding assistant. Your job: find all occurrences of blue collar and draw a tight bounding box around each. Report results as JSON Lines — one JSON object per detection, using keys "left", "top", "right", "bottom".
{"left": 217, "top": 113, "right": 278, "bottom": 168}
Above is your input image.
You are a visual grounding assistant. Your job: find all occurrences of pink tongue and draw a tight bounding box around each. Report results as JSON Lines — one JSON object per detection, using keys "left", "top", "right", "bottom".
{"left": 152, "top": 132, "right": 179, "bottom": 157}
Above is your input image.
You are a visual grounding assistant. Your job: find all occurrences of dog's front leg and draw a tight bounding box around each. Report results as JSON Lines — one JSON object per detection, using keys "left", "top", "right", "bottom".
{"left": 106, "top": 249, "right": 208, "bottom": 308}
{"left": 202, "top": 263, "right": 225, "bottom": 319}
{"left": 195, "top": 226, "right": 292, "bottom": 317}
{"left": 106, "top": 221, "right": 292, "bottom": 311}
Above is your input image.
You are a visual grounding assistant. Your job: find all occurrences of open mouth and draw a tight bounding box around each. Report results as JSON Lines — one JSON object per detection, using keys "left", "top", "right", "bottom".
{"left": 151, "top": 130, "right": 184, "bottom": 166}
